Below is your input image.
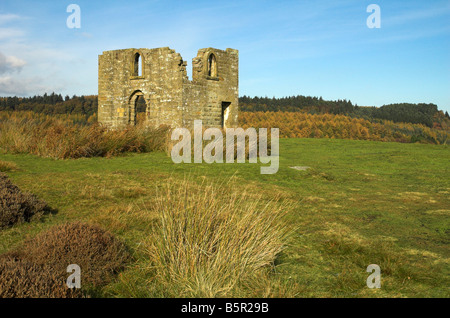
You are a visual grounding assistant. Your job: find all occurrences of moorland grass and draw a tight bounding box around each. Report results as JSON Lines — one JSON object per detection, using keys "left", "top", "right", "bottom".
{"left": 0, "top": 138, "right": 448, "bottom": 297}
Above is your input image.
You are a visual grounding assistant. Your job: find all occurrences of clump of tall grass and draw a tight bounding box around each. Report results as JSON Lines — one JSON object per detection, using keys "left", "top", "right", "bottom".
{"left": 0, "top": 160, "right": 18, "bottom": 172}
{"left": 146, "top": 179, "right": 293, "bottom": 297}
{"left": 0, "top": 111, "right": 169, "bottom": 159}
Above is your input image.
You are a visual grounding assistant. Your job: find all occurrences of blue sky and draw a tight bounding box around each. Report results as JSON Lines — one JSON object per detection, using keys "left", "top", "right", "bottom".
{"left": 0, "top": 0, "right": 449, "bottom": 112}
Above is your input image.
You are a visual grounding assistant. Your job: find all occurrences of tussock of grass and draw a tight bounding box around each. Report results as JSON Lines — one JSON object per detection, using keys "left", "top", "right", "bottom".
{"left": 145, "top": 179, "right": 293, "bottom": 297}
{"left": 0, "top": 160, "right": 18, "bottom": 172}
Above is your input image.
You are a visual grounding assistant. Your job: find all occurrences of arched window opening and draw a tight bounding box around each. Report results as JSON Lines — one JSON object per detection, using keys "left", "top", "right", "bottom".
{"left": 207, "top": 53, "right": 217, "bottom": 77}
{"left": 134, "top": 53, "right": 142, "bottom": 76}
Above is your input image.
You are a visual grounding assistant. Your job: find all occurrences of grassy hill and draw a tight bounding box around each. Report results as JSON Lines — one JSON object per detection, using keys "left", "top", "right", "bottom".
{"left": 0, "top": 138, "right": 448, "bottom": 297}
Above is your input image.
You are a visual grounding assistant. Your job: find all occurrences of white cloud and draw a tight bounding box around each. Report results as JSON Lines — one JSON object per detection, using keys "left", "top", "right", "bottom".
{"left": 0, "top": 76, "right": 25, "bottom": 94}
{"left": 0, "top": 51, "right": 26, "bottom": 74}
{"left": 0, "top": 75, "right": 63, "bottom": 96}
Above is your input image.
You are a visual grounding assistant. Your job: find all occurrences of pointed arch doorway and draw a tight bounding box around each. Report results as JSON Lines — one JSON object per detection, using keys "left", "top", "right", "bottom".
{"left": 129, "top": 90, "right": 148, "bottom": 126}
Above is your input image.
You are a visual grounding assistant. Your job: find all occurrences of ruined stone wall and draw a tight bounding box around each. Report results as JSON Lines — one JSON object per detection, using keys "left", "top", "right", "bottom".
{"left": 183, "top": 48, "right": 239, "bottom": 128}
{"left": 98, "top": 47, "right": 238, "bottom": 130}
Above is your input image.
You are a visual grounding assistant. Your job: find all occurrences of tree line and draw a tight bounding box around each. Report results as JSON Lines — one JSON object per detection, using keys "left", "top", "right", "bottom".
{"left": 1, "top": 93, "right": 449, "bottom": 130}
{"left": 0, "top": 93, "right": 97, "bottom": 117}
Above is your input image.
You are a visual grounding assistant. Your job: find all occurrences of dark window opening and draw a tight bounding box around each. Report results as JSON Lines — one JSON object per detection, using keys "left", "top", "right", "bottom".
{"left": 207, "top": 53, "right": 217, "bottom": 77}
{"left": 221, "top": 102, "right": 231, "bottom": 128}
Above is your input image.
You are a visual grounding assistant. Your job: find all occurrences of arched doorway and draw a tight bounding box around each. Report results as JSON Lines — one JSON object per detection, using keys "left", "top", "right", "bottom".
{"left": 129, "top": 91, "right": 148, "bottom": 126}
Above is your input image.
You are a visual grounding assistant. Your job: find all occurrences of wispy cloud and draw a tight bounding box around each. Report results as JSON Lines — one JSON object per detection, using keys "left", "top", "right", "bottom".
{"left": 364, "top": 25, "right": 450, "bottom": 45}
{"left": 0, "top": 27, "right": 25, "bottom": 40}
{"left": 0, "top": 13, "right": 21, "bottom": 25}
{"left": 384, "top": 4, "right": 450, "bottom": 26}
{"left": 0, "top": 12, "right": 26, "bottom": 41}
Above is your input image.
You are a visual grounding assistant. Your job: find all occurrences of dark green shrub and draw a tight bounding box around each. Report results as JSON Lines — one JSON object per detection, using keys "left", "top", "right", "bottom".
{"left": 0, "top": 173, "right": 50, "bottom": 230}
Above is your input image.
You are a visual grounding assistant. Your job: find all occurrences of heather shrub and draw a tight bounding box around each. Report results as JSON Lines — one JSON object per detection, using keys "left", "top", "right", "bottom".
{"left": 0, "top": 255, "right": 83, "bottom": 298}
{"left": 0, "top": 173, "right": 50, "bottom": 230}
{"left": 21, "top": 222, "right": 130, "bottom": 286}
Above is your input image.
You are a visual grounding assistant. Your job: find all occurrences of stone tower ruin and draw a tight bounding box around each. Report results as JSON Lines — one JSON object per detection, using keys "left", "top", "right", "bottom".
{"left": 98, "top": 47, "right": 239, "bottom": 130}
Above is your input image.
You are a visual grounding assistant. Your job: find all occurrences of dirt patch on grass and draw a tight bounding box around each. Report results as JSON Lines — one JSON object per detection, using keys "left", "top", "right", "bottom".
{"left": 425, "top": 209, "right": 449, "bottom": 215}
{"left": 398, "top": 192, "right": 428, "bottom": 201}
{"left": 302, "top": 196, "right": 326, "bottom": 203}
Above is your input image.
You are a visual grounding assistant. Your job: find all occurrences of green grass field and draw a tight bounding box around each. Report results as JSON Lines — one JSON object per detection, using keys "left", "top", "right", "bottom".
{"left": 0, "top": 138, "right": 449, "bottom": 297}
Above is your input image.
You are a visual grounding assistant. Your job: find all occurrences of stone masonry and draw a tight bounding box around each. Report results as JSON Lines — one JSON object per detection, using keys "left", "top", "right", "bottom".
{"left": 98, "top": 47, "right": 239, "bottom": 129}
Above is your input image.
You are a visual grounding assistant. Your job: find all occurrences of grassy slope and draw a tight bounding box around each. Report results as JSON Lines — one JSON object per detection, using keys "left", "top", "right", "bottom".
{"left": 0, "top": 138, "right": 448, "bottom": 297}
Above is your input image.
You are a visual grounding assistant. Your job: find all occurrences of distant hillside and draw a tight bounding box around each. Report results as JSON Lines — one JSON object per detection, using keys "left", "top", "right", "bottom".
{"left": 241, "top": 111, "right": 449, "bottom": 145}
{"left": 239, "top": 95, "right": 450, "bottom": 129}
